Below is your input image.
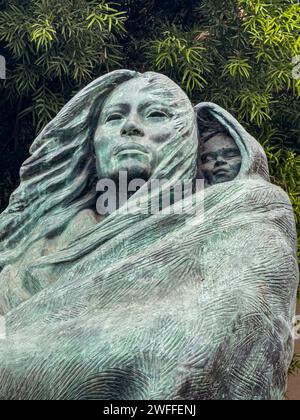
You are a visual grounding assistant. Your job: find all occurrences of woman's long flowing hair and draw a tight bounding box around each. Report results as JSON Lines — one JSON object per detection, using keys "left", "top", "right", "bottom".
{"left": 0, "top": 70, "right": 198, "bottom": 270}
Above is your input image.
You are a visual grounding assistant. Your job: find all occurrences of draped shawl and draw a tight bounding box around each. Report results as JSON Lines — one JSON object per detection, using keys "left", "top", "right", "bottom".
{"left": 0, "top": 84, "right": 297, "bottom": 400}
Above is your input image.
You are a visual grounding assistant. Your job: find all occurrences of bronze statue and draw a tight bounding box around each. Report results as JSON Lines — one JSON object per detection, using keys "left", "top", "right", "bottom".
{"left": 0, "top": 71, "right": 297, "bottom": 400}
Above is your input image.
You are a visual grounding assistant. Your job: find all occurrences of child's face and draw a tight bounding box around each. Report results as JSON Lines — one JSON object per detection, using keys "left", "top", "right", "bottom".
{"left": 200, "top": 134, "right": 241, "bottom": 185}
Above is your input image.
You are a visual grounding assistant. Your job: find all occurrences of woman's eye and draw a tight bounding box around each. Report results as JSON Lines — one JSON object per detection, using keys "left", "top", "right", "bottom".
{"left": 105, "top": 113, "right": 123, "bottom": 123}
{"left": 147, "top": 111, "right": 168, "bottom": 119}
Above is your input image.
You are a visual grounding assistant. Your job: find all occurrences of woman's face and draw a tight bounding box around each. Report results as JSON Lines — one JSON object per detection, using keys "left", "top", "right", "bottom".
{"left": 94, "top": 78, "right": 178, "bottom": 182}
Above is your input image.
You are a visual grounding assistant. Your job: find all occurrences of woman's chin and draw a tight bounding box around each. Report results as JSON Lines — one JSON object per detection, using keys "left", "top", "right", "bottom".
{"left": 112, "top": 159, "right": 152, "bottom": 182}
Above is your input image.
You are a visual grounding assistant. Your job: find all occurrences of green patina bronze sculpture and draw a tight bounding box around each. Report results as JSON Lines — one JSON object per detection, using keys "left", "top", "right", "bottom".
{"left": 0, "top": 70, "right": 298, "bottom": 400}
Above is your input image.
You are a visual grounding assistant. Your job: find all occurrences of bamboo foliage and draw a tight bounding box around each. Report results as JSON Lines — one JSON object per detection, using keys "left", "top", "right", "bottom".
{"left": 0, "top": 0, "right": 127, "bottom": 132}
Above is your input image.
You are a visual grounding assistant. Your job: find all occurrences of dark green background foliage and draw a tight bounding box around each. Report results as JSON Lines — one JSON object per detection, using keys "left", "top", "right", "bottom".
{"left": 0, "top": 0, "right": 299, "bottom": 368}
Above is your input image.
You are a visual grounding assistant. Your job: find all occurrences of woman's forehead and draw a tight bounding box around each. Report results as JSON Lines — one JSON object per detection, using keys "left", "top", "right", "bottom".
{"left": 102, "top": 76, "right": 188, "bottom": 110}
{"left": 102, "top": 81, "right": 160, "bottom": 109}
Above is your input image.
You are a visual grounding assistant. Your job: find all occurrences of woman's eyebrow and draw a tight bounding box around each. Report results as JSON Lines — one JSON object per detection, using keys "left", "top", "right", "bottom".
{"left": 104, "top": 103, "right": 130, "bottom": 113}
{"left": 138, "top": 100, "right": 168, "bottom": 111}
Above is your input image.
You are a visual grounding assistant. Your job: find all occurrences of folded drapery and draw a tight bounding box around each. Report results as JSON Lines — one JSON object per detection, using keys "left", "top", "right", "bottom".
{"left": 0, "top": 76, "right": 297, "bottom": 400}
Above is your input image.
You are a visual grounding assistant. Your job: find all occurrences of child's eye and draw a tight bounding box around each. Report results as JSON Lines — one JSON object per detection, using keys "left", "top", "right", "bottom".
{"left": 224, "top": 150, "right": 239, "bottom": 158}
{"left": 201, "top": 154, "right": 215, "bottom": 163}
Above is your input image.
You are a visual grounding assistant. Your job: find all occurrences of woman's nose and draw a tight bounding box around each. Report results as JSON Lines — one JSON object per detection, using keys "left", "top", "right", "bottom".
{"left": 121, "top": 117, "right": 145, "bottom": 137}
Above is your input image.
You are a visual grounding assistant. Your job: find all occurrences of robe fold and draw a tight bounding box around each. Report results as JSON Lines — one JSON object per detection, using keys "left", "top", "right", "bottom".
{"left": 0, "top": 96, "right": 297, "bottom": 400}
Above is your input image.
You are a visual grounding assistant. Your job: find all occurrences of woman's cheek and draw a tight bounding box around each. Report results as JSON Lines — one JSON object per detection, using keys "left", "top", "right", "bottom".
{"left": 150, "top": 129, "right": 173, "bottom": 144}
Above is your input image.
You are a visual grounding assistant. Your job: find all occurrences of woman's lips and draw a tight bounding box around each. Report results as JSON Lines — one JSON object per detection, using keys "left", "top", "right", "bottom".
{"left": 117, "top": 149, "right": 147, "bottom": 156}
{"left": 113, "top": 143, "right": 149, "bottom": 156}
